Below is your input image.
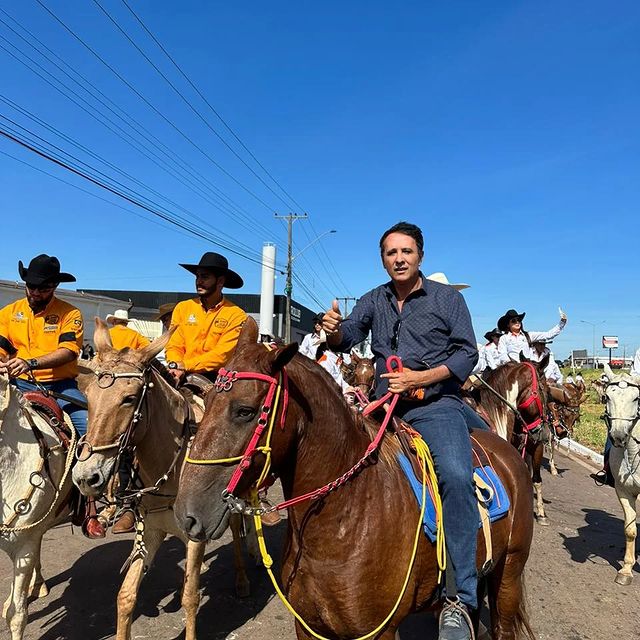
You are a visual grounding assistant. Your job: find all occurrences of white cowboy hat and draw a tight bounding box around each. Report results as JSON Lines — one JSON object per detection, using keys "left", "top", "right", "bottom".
{"left": 105, "top": 309, "right": 130, "bottom": 324}
{"left": 426, "top": 272, "right": 470, "bottom": 291}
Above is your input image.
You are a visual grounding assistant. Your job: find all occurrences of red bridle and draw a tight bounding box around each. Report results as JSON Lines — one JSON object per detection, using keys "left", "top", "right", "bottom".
{"left": 516, "top": 362, "right": 545, "bottom": 433}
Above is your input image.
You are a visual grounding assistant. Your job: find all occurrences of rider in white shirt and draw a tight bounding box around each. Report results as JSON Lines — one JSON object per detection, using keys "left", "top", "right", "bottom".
{"left": 496, "top": 308, "right": 567, "bottom": 364}
{"left": 631, "top": 347, "right": 640, "bottom": 377}
{"left": 472, "top": 328, "right": 502, "bottom": 374}
{"left": 530, "top": 340, "right": 563, "bottom": 383}
{"left": 299, "top": 314, "right": 325, "bottom": 359}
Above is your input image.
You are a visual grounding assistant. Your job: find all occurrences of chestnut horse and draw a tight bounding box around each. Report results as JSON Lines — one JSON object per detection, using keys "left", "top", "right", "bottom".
{"left": 478, "top": 356, "right": 552, "bottom": 525}
{"left": 72, "top": 320, "right": 255, "bottom": 640}
{"left": 175, "top": 319, "right": 536, "bottom": 639}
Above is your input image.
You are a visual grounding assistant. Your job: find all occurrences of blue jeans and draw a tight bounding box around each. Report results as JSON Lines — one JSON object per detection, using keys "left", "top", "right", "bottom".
{"left": 13, "top": 378, "right": 87, "bottom": 436}
{"left": 399, "top": 396, "right": 478, "bottom": 609}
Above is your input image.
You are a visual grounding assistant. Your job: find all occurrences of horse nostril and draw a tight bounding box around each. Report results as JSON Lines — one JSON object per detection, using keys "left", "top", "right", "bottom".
{"left": 87, "top": 472, "right": 102, "bottom": 488}
{"left": 184, "top": 514, "right": 206, "bottom": 540}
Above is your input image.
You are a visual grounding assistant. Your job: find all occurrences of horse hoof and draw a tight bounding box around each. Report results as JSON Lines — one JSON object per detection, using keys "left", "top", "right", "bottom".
{"left": 536, "top": 516, "right": 550, "bottom": 526}
{"left": 30, "top": 581, "right": 49, "bottom": 599}
{"left": 615, "top": 573, "right": 633, "bottom": 586}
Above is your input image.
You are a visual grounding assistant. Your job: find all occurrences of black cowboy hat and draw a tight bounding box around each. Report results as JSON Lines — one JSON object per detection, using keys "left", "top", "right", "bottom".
{"left": 312, "top": 312, "right": 324, "bottom": 325}
{"left": 179, "top": 252, "right": 243, "bottom": 289}
{"left": 497, "top": 309, "right": 526, "bottom": 332}
{"left": 18, "top": 254, "right": 76, "bottom": 286}
{"left": 484, "top": 328, "right": 502, "bottom": 342}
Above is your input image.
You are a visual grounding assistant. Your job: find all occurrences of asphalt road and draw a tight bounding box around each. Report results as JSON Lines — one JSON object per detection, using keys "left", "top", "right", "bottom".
{"left": 1, "top": 449, "right": 639, "bottom": 640}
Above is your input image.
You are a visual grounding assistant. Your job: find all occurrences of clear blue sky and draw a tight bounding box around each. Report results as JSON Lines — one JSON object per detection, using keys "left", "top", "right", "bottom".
{"left": 1, "top": 1, "right": 638, "bottom": 359}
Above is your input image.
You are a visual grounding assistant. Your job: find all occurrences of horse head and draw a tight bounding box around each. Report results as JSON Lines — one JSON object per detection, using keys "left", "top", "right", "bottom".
{"left": 72, "top": 318, "right": 173, "bottom": 497}
{"left": 175, "top": 317, "right": 300, "bottom": 541}
{"left": 603, "top": 363, "right": 640, "bottom": 448}
{"left": 353, "top": 357, "right": 375, "bottom": 398}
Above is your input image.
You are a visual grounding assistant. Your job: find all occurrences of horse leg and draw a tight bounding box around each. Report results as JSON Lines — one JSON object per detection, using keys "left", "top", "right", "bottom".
{"left": 547, "top": 433, "right": 558, "bottom": 477}
{"left": 116, "top": 528, "right": 165, "bottom": 640}
{"left": 4, "top": 537, "right": 39, "bottom": 640}
{"left": 182, "top": 540, "right": 205, "bottom": 640}
{"left": 614, "top": 490, "right": 638, "bottom": 586}
{"left": 28, "top": 536, "right": 48, "bottom": 600}
{"left": 532, "top": 444, "right": 549, "bottom": 525}
{"left": 487, "top": 555, "right": 534, "bottom": 640}
{"left": 230, "top": 513, "right": 250, "bottom": 598}
{"left": 243, "top": 514, "right": 261, "bottom": 565}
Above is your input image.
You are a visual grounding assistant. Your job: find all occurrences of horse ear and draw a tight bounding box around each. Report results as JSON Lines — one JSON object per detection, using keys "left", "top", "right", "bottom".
{"left": 138, "top": 327, "right": 175, "bottom": 363}
{"left": 351, "top": 351, "right": 361, "bottom": 364}
{"left": 93, "top": 317, "right": 113, "bottom": 353}
{"left": 236, "top": 317, "right": 259, "bottom": 349}
{"left": 603, "top": 363, "right": 615, "bottom": 380}
{"left": 269, "top": 343, "right": 299, "bottom": 373}
{"left": 519, "top": 351, "right": 529, "bottom": 362}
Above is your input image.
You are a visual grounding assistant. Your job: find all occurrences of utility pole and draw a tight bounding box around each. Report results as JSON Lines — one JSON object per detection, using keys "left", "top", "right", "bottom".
{"left": 335, "top": 296, "right": 357, "bottom": 316}
{"left": 275, "top": 212, "right": 307, "bottom": 343}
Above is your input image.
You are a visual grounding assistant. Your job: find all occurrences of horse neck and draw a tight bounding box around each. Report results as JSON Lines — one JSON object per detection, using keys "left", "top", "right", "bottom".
{"left": 279, "top": 367, "right": 381, "bottom": 499}
{"left": 134, "top": 370, "right": 186, "bottom": 487}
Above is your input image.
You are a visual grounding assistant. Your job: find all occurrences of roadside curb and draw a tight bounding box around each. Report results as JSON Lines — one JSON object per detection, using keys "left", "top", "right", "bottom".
{"left": 556, "top": 438, "right": 603, "bottom": 470}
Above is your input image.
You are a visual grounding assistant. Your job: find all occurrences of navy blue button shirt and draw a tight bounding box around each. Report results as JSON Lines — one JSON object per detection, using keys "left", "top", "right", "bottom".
{"left": 334, "top": 275, "right": 478, "bottom": 402}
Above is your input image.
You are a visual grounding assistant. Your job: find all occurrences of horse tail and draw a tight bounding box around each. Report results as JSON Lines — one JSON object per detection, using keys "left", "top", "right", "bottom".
{"left": 513, "top": 574, "right": 536, "bottom": 640}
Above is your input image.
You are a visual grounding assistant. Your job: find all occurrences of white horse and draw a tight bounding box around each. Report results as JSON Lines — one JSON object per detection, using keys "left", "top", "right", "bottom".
{"left": 603, "top": 363, "right": 640, "bottom": 585}
{"left": 0, "top": 373, "right": 75, "bottom": 639}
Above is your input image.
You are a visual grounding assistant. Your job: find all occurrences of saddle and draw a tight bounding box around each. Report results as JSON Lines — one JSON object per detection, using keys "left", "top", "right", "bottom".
{"left": 22, "top": 391, "right": 73, "bottom": 450}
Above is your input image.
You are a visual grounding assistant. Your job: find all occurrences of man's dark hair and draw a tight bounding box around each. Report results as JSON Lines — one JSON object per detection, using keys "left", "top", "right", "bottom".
{"left": 379, "top": 222, "right": 424, "bottom": 255}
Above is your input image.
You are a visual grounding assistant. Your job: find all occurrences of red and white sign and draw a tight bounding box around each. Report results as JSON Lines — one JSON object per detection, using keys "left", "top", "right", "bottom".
{"left": 602, "top": 336, "right": 619, "bottom": 349}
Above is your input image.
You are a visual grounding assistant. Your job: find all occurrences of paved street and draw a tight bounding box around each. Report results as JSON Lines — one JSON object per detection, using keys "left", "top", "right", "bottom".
{"left": 1, "top": 449, "right": 639, "bottom": 639}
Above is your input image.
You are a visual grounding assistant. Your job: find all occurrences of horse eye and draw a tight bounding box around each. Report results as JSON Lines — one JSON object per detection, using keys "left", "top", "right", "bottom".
{"left": 235, "top": 406, "right": 256, "bottom": 420}
{"left": 122, "top": 395, "right": 138, "bottom": 405}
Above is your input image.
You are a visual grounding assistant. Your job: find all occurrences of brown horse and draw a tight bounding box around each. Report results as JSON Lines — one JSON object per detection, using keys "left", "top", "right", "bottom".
{"left": 478, "top": 356, "right": 552, "bottom": 525}
{"left": 174, "top": 318, "right": 536, "bottom": 640}
{"left": 351, "top": 353, "right": 376, "bottom": 398}
{"left": 72, "top": 320, "right": 255, "bottom": 640}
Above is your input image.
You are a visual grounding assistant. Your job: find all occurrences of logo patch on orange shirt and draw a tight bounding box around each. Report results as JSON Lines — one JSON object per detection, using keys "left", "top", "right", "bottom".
{"left": 45, "top": 314, "right": 60, "bottom": 325}
{"left": 214, "top": 319, "right": 229, "bottom": 329}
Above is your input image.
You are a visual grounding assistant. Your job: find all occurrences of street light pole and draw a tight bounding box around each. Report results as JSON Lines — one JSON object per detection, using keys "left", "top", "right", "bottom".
{"left": 580, "top": 319, "right": 605, "bottom": 369}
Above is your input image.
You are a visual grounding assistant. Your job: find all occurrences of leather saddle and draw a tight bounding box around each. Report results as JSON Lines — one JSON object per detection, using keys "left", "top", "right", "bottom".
{"left": 22, "top": 391, "right": 73, "bottom": 450}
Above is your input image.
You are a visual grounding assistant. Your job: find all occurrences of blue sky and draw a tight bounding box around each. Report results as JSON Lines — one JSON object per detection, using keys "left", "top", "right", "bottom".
{"left": 1, "top": 1, "right": 638, "bottom": 359}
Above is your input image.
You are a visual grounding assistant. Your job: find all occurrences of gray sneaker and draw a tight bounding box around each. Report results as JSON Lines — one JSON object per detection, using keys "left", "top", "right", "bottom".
{"left": 438, "top": 599, "right": 474, "bottom": 640}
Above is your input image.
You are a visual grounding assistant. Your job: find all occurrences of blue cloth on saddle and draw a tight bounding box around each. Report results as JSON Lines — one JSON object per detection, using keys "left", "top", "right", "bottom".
{"left": 397, "top": 452, "right": 510, "bottom": 543}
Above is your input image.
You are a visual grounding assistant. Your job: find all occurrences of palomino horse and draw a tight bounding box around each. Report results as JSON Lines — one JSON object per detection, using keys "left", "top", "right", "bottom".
{"left": 478, "top": 356, "right": 552, "bottom": 525}
{"left": 0, "top": 374, "right": 76, "bottom": 639}
{"left": 602, "top": 363, "right": 640, "bottom": 585}
{"left": 175, "top": 319, "right": 536, "bottom": 640}
{"left": 72, "top": 320, "right": 255, "bottom": 640}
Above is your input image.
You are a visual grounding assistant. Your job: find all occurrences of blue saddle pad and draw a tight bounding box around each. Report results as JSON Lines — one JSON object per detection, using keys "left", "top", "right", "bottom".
{"left": 397, "top": 452, "right": 510, "bottom": 543}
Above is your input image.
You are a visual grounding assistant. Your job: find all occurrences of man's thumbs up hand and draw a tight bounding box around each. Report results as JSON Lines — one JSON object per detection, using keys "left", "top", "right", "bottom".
{"left": 322, "top": 299, "right": 343, "bottom": 335}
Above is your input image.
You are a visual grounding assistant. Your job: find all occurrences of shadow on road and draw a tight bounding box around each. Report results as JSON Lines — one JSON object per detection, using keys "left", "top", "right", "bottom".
{"left": 560, "top": 507, "right": 640, "bottom": 573}
{"left": 26, "top": 523, "right": 286, "bottom": 640}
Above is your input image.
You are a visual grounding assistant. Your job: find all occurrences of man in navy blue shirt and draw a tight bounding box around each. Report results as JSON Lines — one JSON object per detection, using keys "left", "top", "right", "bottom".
{"left": 323, "top": 221, "right": 478, "bottom": 640}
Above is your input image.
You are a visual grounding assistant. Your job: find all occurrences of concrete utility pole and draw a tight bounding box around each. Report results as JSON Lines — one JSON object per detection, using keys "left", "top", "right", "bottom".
{"left": 275, "top": 212, "right": 308, "bottom": 343}
{"left": 335, "top": 296, "right": 357, "bottom": 316}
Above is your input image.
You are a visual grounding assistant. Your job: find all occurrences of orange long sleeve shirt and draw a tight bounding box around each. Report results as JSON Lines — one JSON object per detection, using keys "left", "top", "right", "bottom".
{"left": 165, "top": 297, "right": 247, "bottom": 373}
{"left": 0, "top": 296, "right": 83, "bottom": 382}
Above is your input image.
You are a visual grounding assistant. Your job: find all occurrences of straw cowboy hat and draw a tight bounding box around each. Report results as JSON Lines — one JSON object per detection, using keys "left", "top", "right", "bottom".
{"left": 179, "top": 252, "right": 243, "bottom": 289}
{"left": 153, "top": 302, "right": 177, "bottom": 321}
{"left": 106, "top": 309, "right": 131, "bottom": 324}
{"left": 484, "top": 328, "right": 502, "bottom": 342}
{"left": 426, "top": 272, "right": 469, "bottom": 291}
{"left": 497, "top": 309, "right": 526, "bottom": 332}
{"left": 18, "top": 254, "right": 76, "bottom": 285}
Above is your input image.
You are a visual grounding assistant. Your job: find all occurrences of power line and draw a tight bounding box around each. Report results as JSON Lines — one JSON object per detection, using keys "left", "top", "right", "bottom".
{"left": 92, "top": 0, "right": 297, "bottom": 212}
{"left": 0, "top": 14, "right": 284, "bottom": 245}
{"left": 119, "top": 0, "right": 308, "bottom": 213}
{"left": 34, "top": 0, "right": 280, "bottom": 213}
{"left": 0, "top": 120, "right": 277, "bottom": 269}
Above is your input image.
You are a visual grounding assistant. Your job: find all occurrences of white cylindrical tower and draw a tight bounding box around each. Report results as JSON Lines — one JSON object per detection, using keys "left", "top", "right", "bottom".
{"left": 259, "top": 243, "right": 276, "bottom": 337}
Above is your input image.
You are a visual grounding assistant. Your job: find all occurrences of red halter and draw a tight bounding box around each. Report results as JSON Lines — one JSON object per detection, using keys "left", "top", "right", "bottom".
{"left": 516, "top": 362, "right": 544, "bottom": 433}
